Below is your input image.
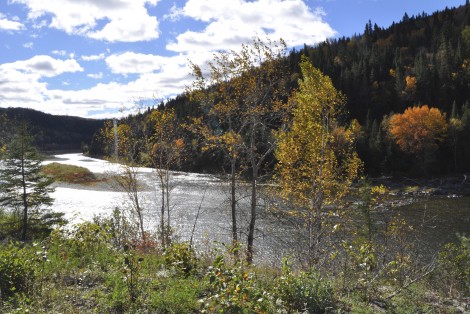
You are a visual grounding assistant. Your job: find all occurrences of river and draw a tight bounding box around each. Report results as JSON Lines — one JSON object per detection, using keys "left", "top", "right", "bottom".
{"left": 44, "top": 153, "right": 469, "bottom": 264}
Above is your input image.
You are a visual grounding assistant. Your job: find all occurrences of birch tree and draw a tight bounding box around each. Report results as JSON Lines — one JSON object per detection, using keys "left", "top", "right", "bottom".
{"left": 190, "top": 38, "right": 291, "bottom": 263}
{"left": 147, "top": 108, "right": 185, "bottom": 247}
{"left": 275, "top": 57, "right": 362, "bottom": 266}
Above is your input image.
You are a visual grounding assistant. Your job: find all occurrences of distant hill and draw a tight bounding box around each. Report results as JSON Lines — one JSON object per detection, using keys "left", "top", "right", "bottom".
{"left": 0, "top": 107, "right": 104, "bottom": 152}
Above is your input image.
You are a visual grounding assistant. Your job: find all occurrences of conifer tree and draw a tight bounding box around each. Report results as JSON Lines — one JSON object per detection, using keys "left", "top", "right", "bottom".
{"left": 0, "top": 122, "right": 55, "bottom": 240}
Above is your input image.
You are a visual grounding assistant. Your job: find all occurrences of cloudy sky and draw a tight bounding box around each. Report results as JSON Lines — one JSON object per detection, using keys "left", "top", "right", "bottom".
{"left": 0, "top": 0, "right": 464, "bottom": 119}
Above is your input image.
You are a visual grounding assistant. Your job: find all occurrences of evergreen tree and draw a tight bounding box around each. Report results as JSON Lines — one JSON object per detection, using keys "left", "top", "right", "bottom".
{"left": 0, "top": 122, "right": 55, "bottom": 240}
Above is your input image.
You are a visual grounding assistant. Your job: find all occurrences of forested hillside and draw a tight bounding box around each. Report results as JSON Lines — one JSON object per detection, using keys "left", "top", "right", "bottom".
{"left": 90, "top": 3, "right": 470, "bottom": 176}
{"left": 0, "top": 108, "right": 104, "bottom": 152}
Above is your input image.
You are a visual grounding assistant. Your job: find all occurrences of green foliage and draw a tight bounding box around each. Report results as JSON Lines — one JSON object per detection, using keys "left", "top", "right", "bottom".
{"left": 0, "top": 122, "right": 56, "bottom": 240}
{"left": 273, "top": 259, "right": 333, "bottom": 313}
{"left": 0, "top": 243, "right": 36, "bottom": 300}
{"left": 47, "top": 221, "right": 116, "bottom": 270}
{"left": 121, "top": 244, "right": 144, "bottom": 302}
{"left": 200, "top": 256, "right": 274, "bottom": 313}
{"left": 0, "top": 107, "right": 103, "bottom": 152}
{"left": 0, "top": 208, "right": 22, "bottom": 240}
{"left": 149, "top": 277, "right": 204, "bottom": 313}
{"left": 0, "top": 208, "right": 66, "bottom": 241}
{"left": 163, "top": 242, "right": 198, "bottom": 275}
{"left": 341, "top": 240, "right": 378, "bottom": 301}
{"left": 436, "top": 242, "right": 470, "bottom": 297}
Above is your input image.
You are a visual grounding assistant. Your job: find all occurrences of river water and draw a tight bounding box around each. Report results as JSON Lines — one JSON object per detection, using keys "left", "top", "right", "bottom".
{"left": 44, "top": 154, "right": 470, "bottom": 264}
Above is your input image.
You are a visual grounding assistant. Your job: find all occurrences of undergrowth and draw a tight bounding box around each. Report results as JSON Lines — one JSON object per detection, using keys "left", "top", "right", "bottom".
{"left": 0, "top": 217, "right": 468, "bottom": 313}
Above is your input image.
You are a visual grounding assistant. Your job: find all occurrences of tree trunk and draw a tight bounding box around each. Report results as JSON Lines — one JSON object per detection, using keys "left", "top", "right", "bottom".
{"left": 246, "top": 166, "right": 257, "bottom": 264}
{"left": 135, "top": 195, "right": 145, "bottom": 242}
{"left": 231, "top": 156, "right": 238, "bottom": 247}
{"left": 246, "top": 121, "right": 257, "bottom": 264}
{"left": 21, "top": 141, "right": 28, "bottom": 241}
{"left": 160, "top": 175, "right": 165, "bottom": 248}
{"left": 21, "top": 161, "right": 28, "bottom": 241}
{"left": 165, "top": 170, "right": 170, "bottom": 245}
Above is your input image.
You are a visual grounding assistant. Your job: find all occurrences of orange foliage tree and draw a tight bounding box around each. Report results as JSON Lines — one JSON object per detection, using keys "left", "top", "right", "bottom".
{"left": 389, "top": 105, "right": 448, "bottom": 157}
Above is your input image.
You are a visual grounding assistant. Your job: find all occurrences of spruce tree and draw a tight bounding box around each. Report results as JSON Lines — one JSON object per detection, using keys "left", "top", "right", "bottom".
{"left": 0, "top": 122, "right": 55, "bottom": 240}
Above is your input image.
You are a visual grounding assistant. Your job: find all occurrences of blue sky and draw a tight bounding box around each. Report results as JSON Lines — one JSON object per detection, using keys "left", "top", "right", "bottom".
{"left": 0, "top": 0, "right": 465, "bottom": 119}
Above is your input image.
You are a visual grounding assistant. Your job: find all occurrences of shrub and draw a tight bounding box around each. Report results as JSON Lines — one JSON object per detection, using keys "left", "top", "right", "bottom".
{"left": 436, "top": 242, "right": 470, "bottom": 298}
{"left": 0, "top": 208, "right": 66, "bottom": 241}
{"left": 200, "top": 256, "right": 274, "bottom": 313}
{"left": 0, "top": 243, "right": 37, "bottom": 300}
{"left": 273, "top": 259, "right": 333, "bottom": 313}
{"left": 47, "top": 221, "right": 116, "bottom": 270}
{"left": 149, "top": 277, "right": 204, "bottom": 313}
{"left": 163, "top": 242, "right": 198, "bottom": 275}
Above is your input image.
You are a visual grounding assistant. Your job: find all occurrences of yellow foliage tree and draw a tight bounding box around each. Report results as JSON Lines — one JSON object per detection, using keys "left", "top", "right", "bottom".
{"left": 100, "top": 119, "right": 149, "bottom": 242}
{"left": 190, "top": 38, "right": 290, "bottom": 262}
{"left": 275, "top": 57, "right": 362, "bottom": 266}
{"left": 147, "top": 108, "right": 185, "bottom": 247}
{"left": 389, "top": 105, "right": 448, "bottom": 155}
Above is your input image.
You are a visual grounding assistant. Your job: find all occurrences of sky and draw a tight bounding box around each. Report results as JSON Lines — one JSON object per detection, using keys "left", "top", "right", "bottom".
{"left": 0, "top": 0, "right": 465, "bottom": 119}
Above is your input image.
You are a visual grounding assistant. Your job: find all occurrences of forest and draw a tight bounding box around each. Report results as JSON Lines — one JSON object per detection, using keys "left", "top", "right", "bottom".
{"left": 0, "top": 3, "right": 469, "bottom": 314}
{"left": 90, "top": 4, "right": 470, "bottom": 177}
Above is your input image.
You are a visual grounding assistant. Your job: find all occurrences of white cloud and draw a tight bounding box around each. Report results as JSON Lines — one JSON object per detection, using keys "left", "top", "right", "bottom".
{"left": 167, "top": 0, "right": 336, "bottom": 52}
{"left": 0, "top": 17, "right": 25, "bottom": 31}
{"left": 87, "top": 72, "right": 103, "bottom": 79}
{"left": 163, "top": 4, "right": 183, "bottom": 22}
{"left": 52, "top": 50, "right": 67, "bottom": 56}
{"left": 2, "top": 55, "right": 83, "bottom": 77}
{"left": 82, "top": 53, "right": 106, "bottom": 61}
{"left": 23, "top": 42, "right": 34, "bottom": 49}
{"left": 0, "top": 52, "right": 190, "bottom": 119}
{"left": 1, "top": 0, "right": 338, "bottom": 119}
{"left": 12, "top": 0, "right": 161, "bottom": 42}
{"left": 105, "top": 52, "right": 177, "bottom": 74}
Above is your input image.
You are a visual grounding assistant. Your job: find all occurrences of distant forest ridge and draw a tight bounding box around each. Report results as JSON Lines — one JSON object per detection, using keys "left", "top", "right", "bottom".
{"left": 0, "top": 107, "right": 104, "bottom": 152}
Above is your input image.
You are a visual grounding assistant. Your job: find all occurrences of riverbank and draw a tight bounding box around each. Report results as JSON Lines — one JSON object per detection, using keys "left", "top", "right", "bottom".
{"left": 370, "top": 175, "right": 470, "bottom": 197}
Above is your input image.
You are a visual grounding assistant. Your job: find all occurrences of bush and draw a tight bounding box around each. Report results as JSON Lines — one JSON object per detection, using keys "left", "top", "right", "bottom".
{"left": 0, "top": 209, "right": 21, "bottom": 240}
{"left": 273, "top": 259, "right": 333, "bottom": 313}
{"left": 0, "top": 243, "right": 37, "bottom": 300}
{"left": 0, "top": 208, "right": 66, "bottom": 241}
{"left": 436, "top": 242, "right": 470, "bottom": 298}
{"left": 200, "top": 256, "right": 274, "bottom": 313}
{"left": 47, "top": 221, "right": 116, "bottom": 270}
{"left": 163, "top": 242, "right": 198, "bottom": 275}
